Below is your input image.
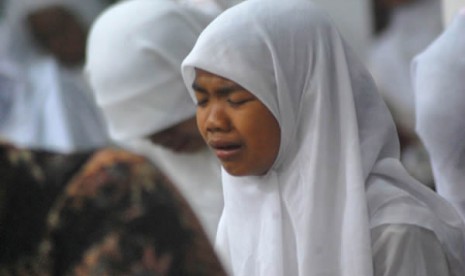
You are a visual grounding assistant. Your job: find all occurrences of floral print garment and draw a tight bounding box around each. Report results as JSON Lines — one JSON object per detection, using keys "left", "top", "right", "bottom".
{"left": 0, "top": 140, "right": 92, "bottom": 272}
{"left": 0, "top": 141, "right": 225, "bottom": 275}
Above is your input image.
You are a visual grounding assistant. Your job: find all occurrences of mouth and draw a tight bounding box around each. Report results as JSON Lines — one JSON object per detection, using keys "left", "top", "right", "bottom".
{"left": 208, "top": 140, "right": 243, "bottom": 160}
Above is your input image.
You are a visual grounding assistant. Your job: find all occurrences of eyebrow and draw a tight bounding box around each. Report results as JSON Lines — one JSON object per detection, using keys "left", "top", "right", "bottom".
{"left": 192, "top": 81, "right": 245, "bottom": 96}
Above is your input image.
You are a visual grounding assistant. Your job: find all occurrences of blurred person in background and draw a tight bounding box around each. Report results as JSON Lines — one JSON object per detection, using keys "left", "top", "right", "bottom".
{"left": 0, "top": 0, "right": 109, "bottom": 153}
{"left": 368, "top": 0, "right": 443, "bottom": 187}
{"left": 179, "top": 0, "right": 245, "bottom": 15}
{"left": 85, "top": 0, "right": 223, "bottom": 241}
{"left": 441, "top": 0, "right": 465, "bottom": 25}
{"left": 412, "top": 7, "right": 465, "bottom": 222}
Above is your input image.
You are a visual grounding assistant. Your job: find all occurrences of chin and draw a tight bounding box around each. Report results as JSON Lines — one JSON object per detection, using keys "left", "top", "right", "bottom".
{"left": 222, "top": 165, "right": 250, "bottom": 177}
{"left": 223, "top": 164, "right": 270, "bottom": 177}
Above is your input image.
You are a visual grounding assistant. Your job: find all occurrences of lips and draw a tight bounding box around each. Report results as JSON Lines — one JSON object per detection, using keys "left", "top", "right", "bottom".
{"left": 208, "top": 140, "right": 243, "bottom": 160}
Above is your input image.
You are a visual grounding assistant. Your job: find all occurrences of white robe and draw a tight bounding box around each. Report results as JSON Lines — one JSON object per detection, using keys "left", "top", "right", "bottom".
{"left": 367, "top": 0, "right": 442, "bottom": 186}
{"left": 181, "top": 0, "right": 465, "bottom": 275}
{"left": 369, "top": 0, "right": 443, "bottom": 132}
{"left": 85, "top": 0, "right": 223, "bottom": 241}
{"left": 412, "top": 9, "right": 465, "bottom": 224}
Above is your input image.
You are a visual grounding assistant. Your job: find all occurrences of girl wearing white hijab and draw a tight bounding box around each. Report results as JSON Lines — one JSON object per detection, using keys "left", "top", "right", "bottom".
{"left": 0, "top": 0, "right": 109, "bottom": 152}
{"left": 85, "top": 0, "right": 223, "bottom": 240}
{"left": 412, "top": 9, "right": 465, "bottom": 222}
{"left": 181, "top": 0, "right": 465, "bottom": 275}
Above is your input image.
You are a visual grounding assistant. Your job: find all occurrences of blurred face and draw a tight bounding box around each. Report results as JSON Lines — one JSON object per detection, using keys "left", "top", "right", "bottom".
{"left": 148, "top": 117, "right": 206, "bottom": 153}
{"left": 27, "top": 6, "right": 87, "bottom": 67}
{"left": 193, "top": 69, "right": 280, "bottom": 176}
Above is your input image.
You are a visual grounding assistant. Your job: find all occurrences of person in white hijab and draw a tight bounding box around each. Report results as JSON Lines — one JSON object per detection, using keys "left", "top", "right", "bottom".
{"left": 368, "top": 0, "right": 442, "bottom": 187}
{"left": 85, "top": 0, "right": 223, "bottom": 241}
{"left": 181, "top": 0, "right": 465, "bottom": 275}
{"left": 412, "top": 9, "right": 465, "bottom": 223}
{"left": 0, "top": 0, "right": 109, "bottom": 152}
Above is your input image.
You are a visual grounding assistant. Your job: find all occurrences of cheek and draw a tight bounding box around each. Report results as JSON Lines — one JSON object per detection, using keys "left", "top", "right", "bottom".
{"left": 250, "top": 125, "right": 279, "bottom": 161}
{"left": 242, "top": 109, "right": 280, "bottom": 171}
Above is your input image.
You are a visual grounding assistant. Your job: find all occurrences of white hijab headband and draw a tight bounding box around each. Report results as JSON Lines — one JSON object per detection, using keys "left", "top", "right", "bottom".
{"left": 86, "top": 0, "right": 213, "bottom": 141}
{"left": 182, "top": 0, "right": 465, "bottom": 275}
{"left": 412, "top": 10, "right": 465, "bottom": 219}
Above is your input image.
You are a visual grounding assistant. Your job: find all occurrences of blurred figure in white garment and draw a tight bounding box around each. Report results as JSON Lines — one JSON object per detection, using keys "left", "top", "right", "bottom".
{"left": 368, "top": 0, "right": 442, "bottom": 186}
{"left": 412, "top": 7, "right": 465, "bottom": 222}
{"left": 0, "top": 0, "right": 109, "bottom": 153}
{"left": 86, "top": 0, "right": 223, "bottom": 240}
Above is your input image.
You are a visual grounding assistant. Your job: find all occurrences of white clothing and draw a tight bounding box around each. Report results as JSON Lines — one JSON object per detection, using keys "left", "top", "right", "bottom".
{"left": 182, "top": 0, "right": 465, "bottom": 275}
{"left": 0, "top": 0, "right": 109, "bottom": 152}
{"left": 368, "top": 0, "right": 442, "bottom": 186}
{"left": 85, "top": 0, "right": 223, "bottom": 240}
{"left": 311, "top": 0, "right": 372, "bottom": 62}
{"left": 442, "top": 0, "right": 464, "bottom": 25}
{"left": 86, "top": 0, "right": 212, "bottom": 141}
{"left": 372, "top": 224, "right": 451, "bottom": 275}
{"left": 179, "top": 0, "right": 242, "bottom": 15}
{"left": 369, "top": 0, "right": 443, "bottom": 132}
{"left": 412, "top": 10, "right": 465, "bottom": 223}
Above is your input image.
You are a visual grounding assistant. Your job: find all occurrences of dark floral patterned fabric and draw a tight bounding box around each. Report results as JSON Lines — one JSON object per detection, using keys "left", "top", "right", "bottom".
{"left": 0, "top": 141, "right": 225, "bottom": 275}
{"left": 0, "top": 140, "right": 92, "bottom": 272}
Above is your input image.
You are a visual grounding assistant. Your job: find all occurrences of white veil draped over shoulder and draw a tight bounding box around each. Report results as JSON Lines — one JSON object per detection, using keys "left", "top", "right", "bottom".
{"left": 182, "top": 0, "right": 465, "bottom": 275}
{"left": 412, "top": 10, "right": 465, "bottom": 223}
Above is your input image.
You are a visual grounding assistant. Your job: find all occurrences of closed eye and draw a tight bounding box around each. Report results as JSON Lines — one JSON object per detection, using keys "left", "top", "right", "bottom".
{"left": 227, "top": 97, "right": 255, "bottom": 107}
{"left": 194, "top": 89, "right": 208, "bottom": 107}
{"left": 196, "top": 98, "right": 208, "bottom": 107}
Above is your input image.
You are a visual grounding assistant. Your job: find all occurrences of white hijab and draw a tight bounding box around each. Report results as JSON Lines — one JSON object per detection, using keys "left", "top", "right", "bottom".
{"left": 85, "top": 0, "right": 223, "bottom": 240}
{"left": 412, "top": 10, "right": 465, "bottom": 221}
{"left": 86, "top": 0, "right": 213, "bottom": 141}
{"left": 182, "top": 0, "right": 465, "bottom": 275}
{"left": 0, "top": 0, "right": 109, "bottom": 152}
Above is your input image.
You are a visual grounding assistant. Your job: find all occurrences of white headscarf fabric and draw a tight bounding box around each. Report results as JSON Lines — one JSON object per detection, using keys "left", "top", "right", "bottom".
{"left": 0, "top": 0, "right": 109, "bottom": 152}
{"left": 85, "top": 0, "right": 223, "bottom": 240}
{"left": 412, "top": 10, "right": 465, "bottom": 222}
{"left": 182, "top": 0, "right": 465, "bottom": 275}
{"left": 86, "top": 0, "right": 213, "bottom": 141}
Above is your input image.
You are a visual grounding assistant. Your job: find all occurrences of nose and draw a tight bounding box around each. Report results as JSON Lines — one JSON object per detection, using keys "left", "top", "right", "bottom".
{"left": 204, "top": 104, "right": 231, "bottom": 133}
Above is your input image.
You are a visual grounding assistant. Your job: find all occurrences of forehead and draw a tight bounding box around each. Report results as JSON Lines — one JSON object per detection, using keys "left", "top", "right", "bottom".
{"left": 193, "top": 68, "right": 251, "bottom": 98}
{"left": 194, "top": 69, "right": 237, "bottom": 87}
